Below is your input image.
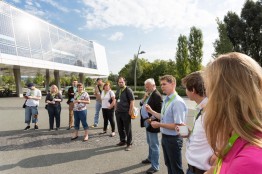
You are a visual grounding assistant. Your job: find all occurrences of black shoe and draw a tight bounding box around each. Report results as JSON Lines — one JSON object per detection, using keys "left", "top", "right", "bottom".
{"left": 71, "top": 136, "right": 78, "bottom": 140}
{"left": 146, "top": 167, "right": 158, "bottom": 174}
{"left": 66, "top": 127, "right": 71, "bottom": 130}
{"left": 99, "top": 131, "right": 107, "bottom": 135}
{"left": 116, "top": 141, "right": 126, "bottom": 146}
{"left": 34, "top": 125, "right": 39, "bottom": 130}
{"left": 142, "top": 159, "right": 151, "bottom": 164}
{"left": 24, "top": 126, "right": 30, "bottom": 130}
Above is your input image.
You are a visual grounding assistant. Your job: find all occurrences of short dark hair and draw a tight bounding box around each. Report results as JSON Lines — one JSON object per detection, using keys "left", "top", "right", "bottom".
{"left": 96, "top": 78, "right": 102, "bottom": 82}
{"left": 182, "top": 71, "right": 205, "bottom": 97}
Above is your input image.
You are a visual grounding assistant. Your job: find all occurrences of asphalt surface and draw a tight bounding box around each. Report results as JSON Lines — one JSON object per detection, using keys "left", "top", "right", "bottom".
{"left": 0, "top": 97, "right": 196, "bottom": 174}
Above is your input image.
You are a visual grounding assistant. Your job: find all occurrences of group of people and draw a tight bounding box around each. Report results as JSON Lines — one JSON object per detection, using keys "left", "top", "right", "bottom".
{"left": 22, "top": 52, "right": 262, "bottom": 174}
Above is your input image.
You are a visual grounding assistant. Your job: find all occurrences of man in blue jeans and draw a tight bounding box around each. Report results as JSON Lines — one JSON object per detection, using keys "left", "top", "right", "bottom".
{"left": 91, "top": 78, "right": 104, "bottom": 127}
{"left": 140, "top": 78, "right": 163, "bottom": 174}
{"left": 146, "top": 75, "right": 188, "bottom": 174}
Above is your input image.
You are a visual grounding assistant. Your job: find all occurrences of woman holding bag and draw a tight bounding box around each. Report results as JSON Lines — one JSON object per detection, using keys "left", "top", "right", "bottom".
{"left": 45, "top": 85, "right": 63, "bottom": 131}
{"left": 100, "top": 82, "right": 116, "bottom": 137}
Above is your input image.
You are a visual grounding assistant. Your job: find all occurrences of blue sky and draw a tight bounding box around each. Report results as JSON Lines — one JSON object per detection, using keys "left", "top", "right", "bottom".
{"left": 6, "top": 0, "right": 247, "bottom": 74}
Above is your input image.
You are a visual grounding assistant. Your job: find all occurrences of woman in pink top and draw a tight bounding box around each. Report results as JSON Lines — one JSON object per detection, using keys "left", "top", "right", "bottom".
{"left": 203, "top": 52, "right": 262, "bottom": 174}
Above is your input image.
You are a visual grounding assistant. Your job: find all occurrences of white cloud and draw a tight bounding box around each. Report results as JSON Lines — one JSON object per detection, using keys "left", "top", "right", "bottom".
{"left": 81, "top": 0, "right": 217, "bottom": 30}
{"left": 12, "top": 0, "right": 21, "bottom": 3}
{"left": 24, "top": 5, "right": 46, "bottom": 17}
{"left": 40, "top": 0, "right": 70, "bottom": 13}
{"left": 108, "top": 32, "right": 124, "bottom": 41}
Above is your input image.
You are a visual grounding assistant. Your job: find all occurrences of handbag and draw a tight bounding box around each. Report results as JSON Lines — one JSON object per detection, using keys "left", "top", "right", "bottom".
{"left": 22, "top": 100, "right": 27, "bottom": 108}
{"left": 108, "top": 91, "right": 113, "bottom": 104}
{"left": 45, "top": 104, "right": 48, "bottom": 110}
{"left": 131, "top": 107, "right": 139, "bottom": 119}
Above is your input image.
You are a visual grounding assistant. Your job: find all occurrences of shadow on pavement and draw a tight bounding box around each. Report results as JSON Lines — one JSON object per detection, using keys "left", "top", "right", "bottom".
{"left": 0, "top": 145, "right": 123, "bottom": 171}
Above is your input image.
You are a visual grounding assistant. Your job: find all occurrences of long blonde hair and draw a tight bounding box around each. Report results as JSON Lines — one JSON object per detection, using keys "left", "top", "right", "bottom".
{"left": 203, "top": 52, "right": 262, "bottom": 158}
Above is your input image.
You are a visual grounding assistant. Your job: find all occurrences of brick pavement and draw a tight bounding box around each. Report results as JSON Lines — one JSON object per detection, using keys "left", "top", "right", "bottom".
{"left": 0, "top": 97, "right": 195, "bottom": 174}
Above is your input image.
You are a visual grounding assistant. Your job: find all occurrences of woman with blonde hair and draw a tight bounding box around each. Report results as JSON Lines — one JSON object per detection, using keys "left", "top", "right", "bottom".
{"left": 203, "top": 52, "right": 262, "bottom": 174}
{"left": 45, "top": 85, "right": 63, "bottom": 131}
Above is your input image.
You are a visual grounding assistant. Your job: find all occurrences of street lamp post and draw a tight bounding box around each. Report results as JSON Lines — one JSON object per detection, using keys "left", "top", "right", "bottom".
{"left": 134, "top": 45, "right": 145, "bottom": 92}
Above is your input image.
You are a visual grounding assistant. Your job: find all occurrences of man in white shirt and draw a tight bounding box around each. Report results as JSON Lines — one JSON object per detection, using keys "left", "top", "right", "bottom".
{"left": 23, "top": 83, "right": 42, "bottom": 130}
{"left": 181, "top": 71, "right": 215, "bottom": 174}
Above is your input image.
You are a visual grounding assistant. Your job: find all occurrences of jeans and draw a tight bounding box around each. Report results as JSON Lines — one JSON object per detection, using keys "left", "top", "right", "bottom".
{"left": 74, "top": 109, "right": 88, "bottom": 130}
{"left": 162, "top": 134, "right": 184, "bottom": 174}
{"left": 25, "top": 106, "right": 38, "bottom": 124}
{"left": 94, "top": 101, "right": 102, "bottom": 125}
{"left": 102, "top": 108, "right": 115, "bottom": 132}
{"left": 115, "top": 111, "right": 132, "bottom": 145}
{"left": 47, "top": 105, "right": 61, "bottom": 129}
{"left": 144, "top": 121, "right": 160, "bottom": 170}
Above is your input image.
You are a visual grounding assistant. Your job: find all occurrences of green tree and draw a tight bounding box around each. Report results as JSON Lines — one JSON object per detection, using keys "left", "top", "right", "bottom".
{"left": 222, "top": 1, "right": 262, "bottom": 64}
{"left": 213, "top": 18, "right": 234, "bottom": 57}
{"left": 2, "top": 75, "right": 15, "bottom": 86}
{"left": 188, "top": 26, "right": 203, "bottom": 72}
{"left": 85, "top": 77, "right": 93, "bottom": 87}
{"left": 26, "top": 76, "right": 33, "bottom": 86}
{"left": 33, "top": 72, "right": 45, "bottom": 86}
{"left": 108, "top": 72, "right": 118, "bottom": 85}
{"left": 176, "top": 35, "right": 189, "bottom": 85}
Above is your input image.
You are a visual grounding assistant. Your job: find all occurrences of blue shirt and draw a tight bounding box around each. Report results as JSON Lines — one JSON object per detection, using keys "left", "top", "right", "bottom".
{"left": 141, "top": 94, "right": 151, "bottom": 119}
{"left": 160, "top": 93, "right": 188, "bottom": 136}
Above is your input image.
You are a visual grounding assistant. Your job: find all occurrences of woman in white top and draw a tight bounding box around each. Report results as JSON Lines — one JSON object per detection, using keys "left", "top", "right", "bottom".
{"left": 100, "top": 82, "right": 116, "bottom": 137}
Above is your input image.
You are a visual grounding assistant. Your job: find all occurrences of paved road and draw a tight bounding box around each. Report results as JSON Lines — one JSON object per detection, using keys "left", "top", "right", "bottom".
{"left": 0, "top": 97, "right": 195, "bottom": 174}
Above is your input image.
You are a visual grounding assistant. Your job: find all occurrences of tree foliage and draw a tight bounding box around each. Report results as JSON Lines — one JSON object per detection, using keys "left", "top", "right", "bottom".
{"left": 213, "top": 18, "right": 234, "bottom": 57}
{"left": 215, "top": 0, "right": 262, "bottom": 64}
{"left": 188, "top": 26, "right": 203, "bottom": 73}
{"left": 33, "top": 72, "right": 45, "bottom": 86}
{"left": 176, "top": 34, "right": 189, "bottom": 85}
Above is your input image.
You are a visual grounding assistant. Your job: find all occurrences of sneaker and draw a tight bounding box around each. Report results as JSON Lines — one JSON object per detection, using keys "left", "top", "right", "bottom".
{"left": 24, "top": 126, "right": 30, "bottom": 130}
{"left": 55, "top": 128, "right": 59, "bottom": 131}
{"left": 142, "top": 159, "right": 151, "bottom": 164}
{"left": 110, "top": 132, "right": 116, "bottom": 137}
{"left": 34, "top": 125, "right": 39, "bottom": 130}
{"left": 49, "top": 129, "right": 54, "bottom": 131}
{"left": 116, "top": 141, "right": 126, "bottom": 146}
{"left": 125, "top": 145, "right": 132, "bottom": 151}
{"left": 146, "top": 167, "right": 158, "bottom": 174}
{"left": 91, "top": 124, "right": 98, "bottom": 128}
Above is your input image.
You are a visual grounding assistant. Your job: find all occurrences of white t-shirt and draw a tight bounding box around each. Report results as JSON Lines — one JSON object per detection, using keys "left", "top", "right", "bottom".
{"left": 186, "top": 97, "right": 213, "bottom": 170}
{"left": 25, "top": 88, "right": 42, "bottom": 107}
{"left": 101, "top": 90, "right": 115, "bottom": 109}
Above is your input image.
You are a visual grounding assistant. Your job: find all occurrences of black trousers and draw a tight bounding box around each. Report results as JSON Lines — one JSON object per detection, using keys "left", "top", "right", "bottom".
{"left": 47, "top": 105, "right": 61, "bottom": 129}
{"left": 162, "top": 134, "right": 184, "bottom": 174}
{"left": 115, "top": 111, "right": 132, "bottom": 145}
{"left": 102, "top": 108, "right": 115, "bottom": 132}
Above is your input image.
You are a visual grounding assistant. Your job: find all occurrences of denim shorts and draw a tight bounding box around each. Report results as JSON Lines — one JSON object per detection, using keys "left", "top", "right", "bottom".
{"left": 25, "top": 106, "right": 38, "bottom": 123}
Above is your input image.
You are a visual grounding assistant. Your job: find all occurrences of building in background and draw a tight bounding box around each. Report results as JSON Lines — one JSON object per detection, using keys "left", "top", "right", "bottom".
{"left": 0, "top": 1, "right": 109, "bottom": 97}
